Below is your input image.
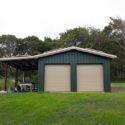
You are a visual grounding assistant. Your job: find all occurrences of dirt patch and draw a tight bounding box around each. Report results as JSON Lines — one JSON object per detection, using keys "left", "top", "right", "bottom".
{"left": 112, "top": 87, "right": 125, "bottom": 92}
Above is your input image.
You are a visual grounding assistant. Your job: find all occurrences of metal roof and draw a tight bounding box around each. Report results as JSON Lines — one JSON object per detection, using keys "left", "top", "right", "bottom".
{"left": 0, "top": 46, "right": 117, "bottom": 70}
{"left": 0, "top": 46, "right": 117, "bottom": 62}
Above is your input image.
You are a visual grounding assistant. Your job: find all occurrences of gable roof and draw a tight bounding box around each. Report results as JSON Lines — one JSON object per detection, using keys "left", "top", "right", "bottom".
{"left": 0, "top": 46, "right": 117, "bottom": 62}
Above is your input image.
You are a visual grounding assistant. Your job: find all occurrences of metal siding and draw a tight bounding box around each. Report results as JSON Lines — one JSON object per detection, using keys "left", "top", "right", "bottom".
{"left": 38, "top": 50, "right": 111, "bottom": 92}
{"left": 71, "top": 63, "right": 77, "bottom": 91}
{"left": 38, "top": 60, "right": 44, "bottom": 91}
{"left": 104, "top": 60, "right": 111, "bottom": 92}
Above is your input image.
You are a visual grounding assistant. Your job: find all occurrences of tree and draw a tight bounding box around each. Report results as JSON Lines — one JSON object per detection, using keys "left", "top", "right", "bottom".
{"left": 0, "top": 35, "right": 18, "bottom": 57}
{"left": 15, "top": 36, "right": 43, "bottom": 55}
{"left": 103, "top": 17, "right": 125, "bottom": 80}
{"left": 108, "top": 17, "right": 125, "bottom": 52}
{"left": 59, "top": 27, "right": 108, "bottom": 50}
{"left": 44, "top": 37, "right": 52, "bottom": 42}
{"left": 59, "top": 27, "right": 89, "bottom": 47}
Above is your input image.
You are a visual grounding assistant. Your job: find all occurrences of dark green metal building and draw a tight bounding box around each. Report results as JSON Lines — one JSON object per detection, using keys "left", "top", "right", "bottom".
{"left": 0, "top": 46, "right": 117, "bottom": 92}
{"left": 38, "top": 47, "right": 116, "bottom": 92}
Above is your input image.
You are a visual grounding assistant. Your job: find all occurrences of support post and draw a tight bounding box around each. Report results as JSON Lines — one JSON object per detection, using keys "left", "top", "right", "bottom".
{"left": 23, "top": 71, "right": 25, "bottom": 83}
{"left": 15, "top": 68, "right": 18, "bottom": 87}
{"left": 4, "top": 63, "right": 8, "bottom": 91}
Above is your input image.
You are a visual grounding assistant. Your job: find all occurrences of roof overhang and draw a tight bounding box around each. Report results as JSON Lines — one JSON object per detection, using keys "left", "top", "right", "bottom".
{"left": 1, "top": 59, "right": 38, "bottom": 70}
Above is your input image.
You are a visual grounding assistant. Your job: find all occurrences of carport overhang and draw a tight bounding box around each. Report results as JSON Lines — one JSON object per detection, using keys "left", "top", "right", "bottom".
{"left": 2, "top": 59, "right": 38, "bottom": 71}
{"left": 0, "top": 57, "right": 38, "bottom": 91}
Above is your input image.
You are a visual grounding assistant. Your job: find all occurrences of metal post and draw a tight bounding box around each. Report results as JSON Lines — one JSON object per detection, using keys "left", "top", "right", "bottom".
{"left": 15, "top": 68, "right": 18, "bottom": 87}
{"left": 23, "top": 71, "right": 25, "bottom": 83}
{"left": 4, "top": 63, "right": 8, "bottom": 91}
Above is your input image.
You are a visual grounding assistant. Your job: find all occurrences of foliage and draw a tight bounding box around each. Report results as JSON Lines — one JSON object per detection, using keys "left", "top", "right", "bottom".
{"left": 0, "top": 35, "right": 18, "bottom": 57}
{"left": 0, "top": 78, "right": 14, "bottom": 90}
{"left": 103, "top": 17, "right": 125, "bottom": 80}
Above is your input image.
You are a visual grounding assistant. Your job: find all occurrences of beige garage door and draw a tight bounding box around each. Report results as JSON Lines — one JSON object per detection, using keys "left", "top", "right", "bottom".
{"left": 44, "top": 65, "right": 70, "bottom": 92}
{"left": 77, "top": 65, "right": 104, "bottom": 91}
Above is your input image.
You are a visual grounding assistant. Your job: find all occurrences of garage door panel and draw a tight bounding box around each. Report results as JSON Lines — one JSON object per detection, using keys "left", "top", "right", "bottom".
{"left": 77, "top": 65, "right": 104, "bottom": 91}
{"left": 45, "top": 65, "right": 70, "bottom": 92}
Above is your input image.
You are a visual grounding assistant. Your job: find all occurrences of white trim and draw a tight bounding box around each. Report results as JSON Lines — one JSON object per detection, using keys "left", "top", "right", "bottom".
{"left": 0, "top": 46, "right": 117, "bottom": 61}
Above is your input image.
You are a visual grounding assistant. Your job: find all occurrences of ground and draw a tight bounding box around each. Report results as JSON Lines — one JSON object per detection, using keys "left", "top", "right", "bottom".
{"left": 0, "top": 82, "right": 125, "bottom": 125}
{"left": 111, "top": 82, "right": 125, "bottom": 92}
{"left": 0, "top": 90, "right": 125, "bottom": 125}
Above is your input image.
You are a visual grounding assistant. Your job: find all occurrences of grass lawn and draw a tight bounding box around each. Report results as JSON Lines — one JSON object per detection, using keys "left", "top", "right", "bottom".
{"left": 0, "top": 93, "right": 125, "bottom": 125}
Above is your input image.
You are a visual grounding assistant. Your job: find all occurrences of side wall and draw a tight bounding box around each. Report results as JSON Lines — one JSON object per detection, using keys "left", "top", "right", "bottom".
{"left": 38, "top": 50, "right": 111, "bottom": 92}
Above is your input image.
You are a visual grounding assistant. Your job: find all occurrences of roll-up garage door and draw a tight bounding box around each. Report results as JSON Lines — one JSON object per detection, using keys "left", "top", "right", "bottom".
{"left": 77, "top": 65, "right": 104, "bottom": 91}
{"left": 44, "top": 65, "right": 70, "bottom": 92}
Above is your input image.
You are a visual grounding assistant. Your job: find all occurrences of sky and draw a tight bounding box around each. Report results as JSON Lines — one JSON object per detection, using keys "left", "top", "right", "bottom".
{"left": 0, "top": 0, "right": 125, "bottom": 40}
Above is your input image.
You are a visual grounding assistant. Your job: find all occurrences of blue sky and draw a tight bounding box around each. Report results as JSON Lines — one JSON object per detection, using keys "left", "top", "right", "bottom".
{"left": 0, "top": 0, "right": 124, "bottom": 40}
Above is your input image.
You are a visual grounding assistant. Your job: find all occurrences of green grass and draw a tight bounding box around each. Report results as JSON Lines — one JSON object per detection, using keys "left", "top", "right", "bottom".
{"left": 0, "top": 93, "right": 125, "bottom": 125}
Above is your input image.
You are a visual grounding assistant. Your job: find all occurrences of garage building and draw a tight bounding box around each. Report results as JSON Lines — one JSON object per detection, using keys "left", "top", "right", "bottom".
{"left": 0, "top": 46, "right": 117, "bottom": 92}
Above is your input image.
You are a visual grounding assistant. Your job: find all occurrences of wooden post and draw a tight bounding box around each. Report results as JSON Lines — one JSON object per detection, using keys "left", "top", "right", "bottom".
{"left": 4, "top": 63, "right": 8, "bottom": 91}
{"left": 15, "top": 68, "right": 18, "bottom": 87}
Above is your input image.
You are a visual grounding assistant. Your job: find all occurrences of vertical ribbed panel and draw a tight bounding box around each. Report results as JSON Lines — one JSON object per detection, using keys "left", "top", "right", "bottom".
{"left": 38, "top": 60, "right": 44, "bottom": 91}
